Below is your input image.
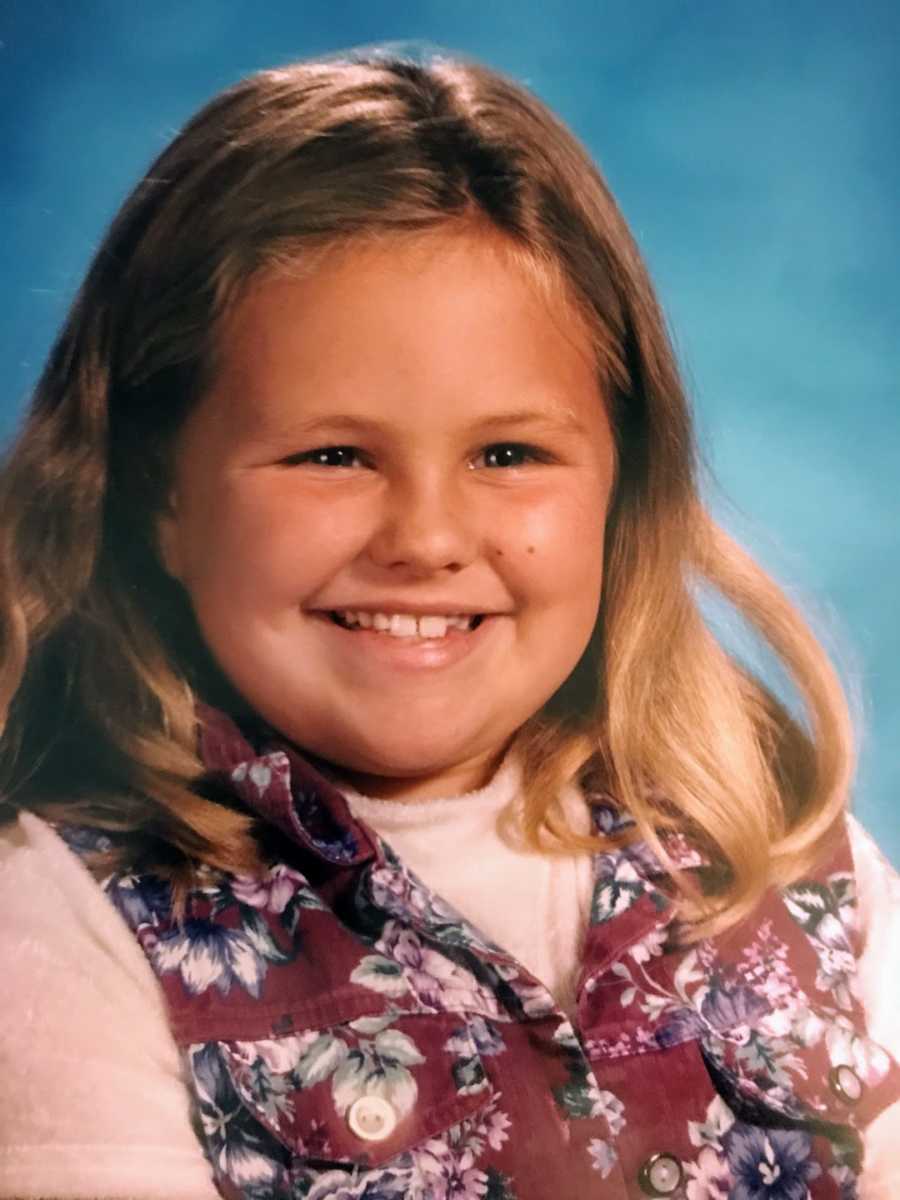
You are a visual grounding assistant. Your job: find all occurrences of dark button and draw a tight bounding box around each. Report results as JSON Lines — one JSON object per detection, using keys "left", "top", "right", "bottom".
{"left": 638, "top": 1152, "right": 683, "bottom": 1196}
{"left": 829, "top": 1064, "right": 864, "bottom": 1104}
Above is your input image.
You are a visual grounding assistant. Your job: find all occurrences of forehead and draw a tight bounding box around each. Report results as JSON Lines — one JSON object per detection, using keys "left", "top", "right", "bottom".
{"left": 207, "top": 228, "right": 606, "bottom": 436}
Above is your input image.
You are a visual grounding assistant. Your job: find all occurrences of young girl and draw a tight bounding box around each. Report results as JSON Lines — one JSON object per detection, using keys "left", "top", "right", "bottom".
{"left": 1, "top": 48, "right": 897, "bottom": 1200}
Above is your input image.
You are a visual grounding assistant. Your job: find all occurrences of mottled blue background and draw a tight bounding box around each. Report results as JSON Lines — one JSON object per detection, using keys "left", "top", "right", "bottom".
{"left": 1, "top": 1, "right": 896, "bottom": 862}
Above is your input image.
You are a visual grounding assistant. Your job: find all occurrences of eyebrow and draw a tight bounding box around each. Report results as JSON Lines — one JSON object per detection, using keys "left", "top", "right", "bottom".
{"left": 276, "top": 408, "right": 591, "bottom": 438}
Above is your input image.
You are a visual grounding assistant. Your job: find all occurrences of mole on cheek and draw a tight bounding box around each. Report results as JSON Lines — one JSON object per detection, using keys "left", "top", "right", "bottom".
{"left": 527, "top": 546, "right": 535, "bottom": 554}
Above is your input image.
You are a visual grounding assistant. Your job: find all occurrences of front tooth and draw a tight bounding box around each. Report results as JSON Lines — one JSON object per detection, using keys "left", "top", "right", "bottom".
{"left": 418, "top": 615, "right": 448, "bottom": 638}
{"left": 389, "top": 614, "right": 419, "bottom": 637}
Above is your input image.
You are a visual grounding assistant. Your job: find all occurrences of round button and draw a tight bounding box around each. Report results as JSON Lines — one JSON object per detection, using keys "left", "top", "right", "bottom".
{"left": 346, "top": 1096, "right": 398, "bottom": 1142}
{"left": 829, "top": 1064, "right": 864, "bottom": 1105}
{"left": 638, "top": 1151, "right": 684, "bottom": 1197}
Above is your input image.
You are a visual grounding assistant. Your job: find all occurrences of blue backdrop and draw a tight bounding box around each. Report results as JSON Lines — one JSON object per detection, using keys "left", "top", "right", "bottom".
{"left": 2, "top": 1, "right": 897, "bottom": 863}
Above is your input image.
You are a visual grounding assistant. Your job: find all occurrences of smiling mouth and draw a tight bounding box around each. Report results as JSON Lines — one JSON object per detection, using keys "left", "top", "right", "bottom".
{"left": 326, "top": 611, "right": 486, "bottom": 639}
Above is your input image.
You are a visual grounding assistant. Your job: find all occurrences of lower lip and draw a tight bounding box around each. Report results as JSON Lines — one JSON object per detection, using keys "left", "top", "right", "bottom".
{"left": 311, "top": 614, "right": 501, "bottom": 672}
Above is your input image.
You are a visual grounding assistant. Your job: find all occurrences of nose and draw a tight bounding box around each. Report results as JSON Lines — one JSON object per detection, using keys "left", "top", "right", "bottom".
{"left": 365, "top": 469, "right": 479, "bottom": 576}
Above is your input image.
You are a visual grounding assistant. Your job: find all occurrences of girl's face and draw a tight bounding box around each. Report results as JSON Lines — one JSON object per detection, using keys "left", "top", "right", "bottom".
{"left": 158, "top": 230, "right": 616, "bottom": 800}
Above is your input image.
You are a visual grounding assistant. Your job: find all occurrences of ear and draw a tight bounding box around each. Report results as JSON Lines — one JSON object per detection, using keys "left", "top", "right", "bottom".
{"left": 155, "top": 492, "right": 184, "bottom": 581}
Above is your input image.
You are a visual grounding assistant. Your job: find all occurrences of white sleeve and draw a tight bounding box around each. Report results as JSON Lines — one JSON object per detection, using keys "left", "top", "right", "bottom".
{"left": 847, "top": 813, "right": 900, "bottom": 1200}
{"left": 0, "top": 812, "right": 220, "bottom": 1200}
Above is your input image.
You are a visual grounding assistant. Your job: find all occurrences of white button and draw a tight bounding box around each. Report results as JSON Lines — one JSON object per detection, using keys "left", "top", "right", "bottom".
{"left": 638, "top": 1151, "right": 683, "bottom": 1196}
{"left": 346, "top": 1096, "right": 398, "bottom": 1142}
{"left": 829, "top": 1064, "right": 864, "bottom": 1104}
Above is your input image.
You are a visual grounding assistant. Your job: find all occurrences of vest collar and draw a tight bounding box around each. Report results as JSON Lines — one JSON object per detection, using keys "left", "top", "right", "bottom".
{"left": 196, "top": 702, "right": 377, "bottom": 867}
{"left": 195, "top": 703, "right": 705, "bottom": 888}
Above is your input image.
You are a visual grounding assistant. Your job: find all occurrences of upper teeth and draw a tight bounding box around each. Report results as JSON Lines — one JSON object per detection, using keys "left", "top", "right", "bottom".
{"left": 335, "top": 611, "right": 476, "bottom": 638}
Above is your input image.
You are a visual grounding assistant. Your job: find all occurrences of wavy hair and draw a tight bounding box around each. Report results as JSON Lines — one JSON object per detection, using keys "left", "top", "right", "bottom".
{"left": 0, "top": 48, "right": 854, "bottom": 934}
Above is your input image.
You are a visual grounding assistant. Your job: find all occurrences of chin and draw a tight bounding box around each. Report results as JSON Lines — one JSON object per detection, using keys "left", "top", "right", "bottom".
{"left": 316, "top": 727, "right": 489, "bottom": 779}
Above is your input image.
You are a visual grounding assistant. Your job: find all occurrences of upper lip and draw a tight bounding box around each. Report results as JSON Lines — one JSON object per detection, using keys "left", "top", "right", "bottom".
{"left": 316, "top": 602, "right": 500, "bottom": 616}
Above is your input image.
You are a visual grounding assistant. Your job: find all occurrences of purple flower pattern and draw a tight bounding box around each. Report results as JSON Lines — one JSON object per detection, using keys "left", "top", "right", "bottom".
{"left": 54, "top": 707, "right": 900, "bottom": 1199}
{"left": 724, "top": 1126, "right": 821, "bottom": 1200}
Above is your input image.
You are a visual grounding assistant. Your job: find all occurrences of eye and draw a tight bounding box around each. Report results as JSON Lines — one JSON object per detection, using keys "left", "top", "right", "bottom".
{"left": 475, "top": 442, "right": 551, "bottom": 469}
{"left": 281, "top": 445, "right": 368, "bottom": 469}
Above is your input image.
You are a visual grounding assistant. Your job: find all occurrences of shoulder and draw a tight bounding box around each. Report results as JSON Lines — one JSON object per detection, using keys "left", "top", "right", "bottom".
{"left": 0, "top": 812, "right": 218, "bottom": 1200}
{"left": 763, "top": 815, "right": 899, "bottom": 1038}
{"left": 842, "top": 817, "right": 900, "bottom": 1200}
{"left": 844, "top": 814, "right": 900, "bottom": 1058}
{"left": 846, "top": 811, "right": 900, "bottom": 939}
{"left": 0, "top": 811, "right": 162, "bottom": 994}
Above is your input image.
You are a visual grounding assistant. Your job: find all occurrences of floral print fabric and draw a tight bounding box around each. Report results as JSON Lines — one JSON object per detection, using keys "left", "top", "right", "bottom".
{"left": 58, "top": 707, "right": 900, "bottom": 1199}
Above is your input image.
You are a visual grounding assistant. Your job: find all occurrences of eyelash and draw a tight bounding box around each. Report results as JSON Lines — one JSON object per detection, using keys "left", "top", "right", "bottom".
{"left": 283, "top": 443, "right": 552, "bottom": 470}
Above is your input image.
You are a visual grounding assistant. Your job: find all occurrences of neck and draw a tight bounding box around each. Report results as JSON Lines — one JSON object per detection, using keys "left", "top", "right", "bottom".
{"left": 323, "top": 740, "right": 515, "bottom": 803}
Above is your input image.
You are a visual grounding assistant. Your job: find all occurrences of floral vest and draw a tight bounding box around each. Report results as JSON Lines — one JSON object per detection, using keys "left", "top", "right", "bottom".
{"left": 60, "top": 706, "right": 899, "bottom": 1200}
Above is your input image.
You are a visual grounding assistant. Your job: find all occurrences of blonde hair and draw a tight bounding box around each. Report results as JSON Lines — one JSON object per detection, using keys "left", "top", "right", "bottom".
{"left": 0, "top": 49, "right": 853, "bottom": 935}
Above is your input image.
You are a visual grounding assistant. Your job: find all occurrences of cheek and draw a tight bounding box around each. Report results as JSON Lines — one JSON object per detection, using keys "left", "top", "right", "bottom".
{"left": 499, "top": 487, "right": 607, "bottom": 603}
{"left": 179, "top": 483, "right": 371, "bottom": 601}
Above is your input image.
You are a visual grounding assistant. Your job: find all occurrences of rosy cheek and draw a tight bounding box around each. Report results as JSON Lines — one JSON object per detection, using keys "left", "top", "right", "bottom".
{"left": 514, "top": 509, "right": 577, "bottom": 561}
{"left": 230, "top": 487, "right": 374, "bottom": 583}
